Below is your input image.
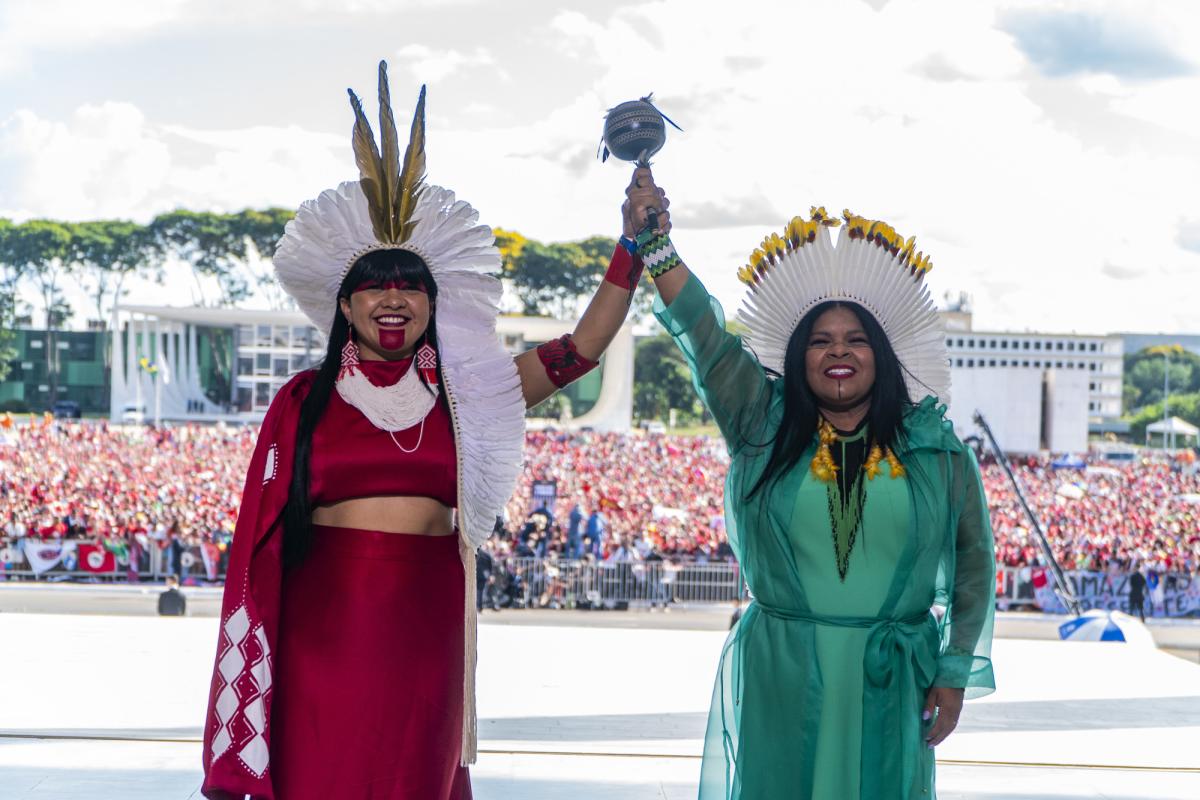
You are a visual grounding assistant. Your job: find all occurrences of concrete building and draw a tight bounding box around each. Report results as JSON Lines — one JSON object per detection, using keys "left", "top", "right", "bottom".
{"left": 939, "top": 305, "right": 1122, "bottom": 453}
{"left": 944, "top": 330, "right": 1124, "bottom": 422}
{"left": 108, "top": 304, "right": 635, "bottom": 431}
{"left": 0, "top": 328, "right": 109, "bottom": 414}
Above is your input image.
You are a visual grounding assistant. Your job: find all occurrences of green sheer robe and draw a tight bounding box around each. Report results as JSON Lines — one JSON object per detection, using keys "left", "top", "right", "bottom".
{"left": 654, "top": 275, "right": 996, "bottom": 800}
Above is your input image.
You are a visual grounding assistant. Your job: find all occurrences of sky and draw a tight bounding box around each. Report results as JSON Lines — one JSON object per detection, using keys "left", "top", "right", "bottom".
{"left": 1, "top": 0, "right": 1198, "bottom": 335}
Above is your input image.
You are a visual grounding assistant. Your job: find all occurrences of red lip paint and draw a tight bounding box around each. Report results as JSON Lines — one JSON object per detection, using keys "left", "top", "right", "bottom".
{"left": 378, "top": 328, "right": 406, "bottom": 351}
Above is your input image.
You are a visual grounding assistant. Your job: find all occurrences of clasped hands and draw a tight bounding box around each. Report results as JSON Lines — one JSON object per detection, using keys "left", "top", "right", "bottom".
{"left": 622, "top": 167, "right": 672, "bottom": 240}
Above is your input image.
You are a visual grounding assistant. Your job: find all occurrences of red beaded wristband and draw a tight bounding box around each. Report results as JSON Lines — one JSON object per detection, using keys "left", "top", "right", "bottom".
{"left": 536, "top": 334, "right": 599, "bottom": 388}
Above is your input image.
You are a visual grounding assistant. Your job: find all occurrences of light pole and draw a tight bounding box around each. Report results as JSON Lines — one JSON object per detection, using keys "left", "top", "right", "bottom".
{"left": 1163, "top": 351, "right": 1171, "bottom": 451}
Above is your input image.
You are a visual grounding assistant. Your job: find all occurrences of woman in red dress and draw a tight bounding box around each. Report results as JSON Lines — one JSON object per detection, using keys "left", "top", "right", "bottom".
{"left": 200, "top": 63, "right": 662, "bottom": 800}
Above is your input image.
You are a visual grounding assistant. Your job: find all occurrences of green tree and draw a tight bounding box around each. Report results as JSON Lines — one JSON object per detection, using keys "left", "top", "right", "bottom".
{"left": 1127, "top": 392, "right": 1200, "bottom": 443}
{"left": 633, "top": 333, "right": 698, "bottom": 423}
{"left": 6, "top": 220, "right": 74, "bottom": 403}
{"left": 1123, "top": 345, "right": 1200, "bottom": 411}
{"left": 148, "top": 210, "right": 252, "bottom": 307}
{"left": 69, "top": 220, "right": 153, "bottom": 327}
{"left": 500, "top": 232, "right": 628, "bottom": 319}
{"left": 0, "top": 218, "right": 19, "bottom": 381}
{"left": 507, "top": 240, "right": 594, "bottom": 317}
{"left": 494, "top": 227, "right": 528, "bottom": 274}
{"left": 228, "top": 208, "right": 295, "bottom": 310}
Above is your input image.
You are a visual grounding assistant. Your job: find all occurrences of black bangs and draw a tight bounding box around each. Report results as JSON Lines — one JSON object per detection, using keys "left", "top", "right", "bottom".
{"left": 746, "top": 300, "right": 915, "bottom": 499}
{"left": 340, "top": 248, "right": 438, "bottom": 300}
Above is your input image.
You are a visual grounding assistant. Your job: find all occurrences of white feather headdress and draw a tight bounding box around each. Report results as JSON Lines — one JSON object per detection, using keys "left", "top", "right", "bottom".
{"left": 272, "top": 63, "right": 524, "bottom": 549}
{"left": 736, "top": 208, "right": 950, "bottom": 404}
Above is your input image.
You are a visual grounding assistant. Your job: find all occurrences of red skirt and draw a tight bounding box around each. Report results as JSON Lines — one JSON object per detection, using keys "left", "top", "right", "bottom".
{"left": 270, "top": 525, "right": 472, "bottom": 799}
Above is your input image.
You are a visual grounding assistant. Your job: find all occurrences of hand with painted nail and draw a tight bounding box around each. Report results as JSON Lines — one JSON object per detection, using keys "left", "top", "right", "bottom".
{"left": 923, "top": 686, "right": 964, "bottom": 748}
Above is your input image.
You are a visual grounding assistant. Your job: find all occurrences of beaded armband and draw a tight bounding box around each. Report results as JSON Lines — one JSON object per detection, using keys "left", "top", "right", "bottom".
{"left": 536, "top": 334, "right": 599, "bottom": 389}
{"left": 638, "top": 234, "right": 682, "bottom": 278}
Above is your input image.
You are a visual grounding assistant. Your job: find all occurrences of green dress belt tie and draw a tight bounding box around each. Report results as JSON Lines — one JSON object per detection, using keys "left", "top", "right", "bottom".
{"left": 753, "top": 601, "right": 940, "bottom": 799}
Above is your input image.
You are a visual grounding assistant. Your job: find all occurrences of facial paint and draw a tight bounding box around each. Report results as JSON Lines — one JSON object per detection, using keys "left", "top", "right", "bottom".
{"left": 378, "top": 328, "right": 407, "bottom": 351}
{"left": 351, "top": 279, "right": 428, "bottom": 294}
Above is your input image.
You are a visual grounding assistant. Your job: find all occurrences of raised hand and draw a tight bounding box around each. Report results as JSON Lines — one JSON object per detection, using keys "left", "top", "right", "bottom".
{"left": 622, "top": 166, "right": 671, "bottom": 239}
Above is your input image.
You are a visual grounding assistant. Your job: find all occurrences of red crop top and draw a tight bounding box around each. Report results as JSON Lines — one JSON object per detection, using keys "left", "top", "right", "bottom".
{"left": 309, "top": 357, "right": 457, "bottom": 509}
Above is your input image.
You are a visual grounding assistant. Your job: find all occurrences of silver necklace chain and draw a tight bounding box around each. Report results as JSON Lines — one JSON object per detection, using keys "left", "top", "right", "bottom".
{"left": 388, "top": 417, "right": 426, "bottom": 453}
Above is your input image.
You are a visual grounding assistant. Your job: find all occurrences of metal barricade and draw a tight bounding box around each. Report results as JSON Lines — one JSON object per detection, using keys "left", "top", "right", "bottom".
{"left": 480, "top": 557, "right": 744, "bottom": 609}
{"left": 0, "top": 541, "right": 225, "bottom": 583}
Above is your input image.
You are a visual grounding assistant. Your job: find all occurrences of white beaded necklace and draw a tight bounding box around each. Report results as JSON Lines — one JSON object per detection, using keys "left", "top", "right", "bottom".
{"left": 336, "top": 357, "right": 438, "bottom": 450}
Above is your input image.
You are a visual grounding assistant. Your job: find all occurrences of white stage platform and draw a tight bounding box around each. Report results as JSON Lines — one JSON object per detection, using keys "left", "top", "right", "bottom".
{"left": 0, "top": 612, "right": 1197, "bottom": 799}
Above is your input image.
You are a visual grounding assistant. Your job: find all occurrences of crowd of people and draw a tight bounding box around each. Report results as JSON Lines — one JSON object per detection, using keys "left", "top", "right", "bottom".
{"left": 2, "top": 418, "right": 1198, "bottom": 581}
{"left": 488, "top": 429, "right": 733, "bottom": 564}
{"left": 0, "top": 416, "right": 252, "bottom": 579}
{"left": 985, "top": 455, "right": 1200, "bottom": 576}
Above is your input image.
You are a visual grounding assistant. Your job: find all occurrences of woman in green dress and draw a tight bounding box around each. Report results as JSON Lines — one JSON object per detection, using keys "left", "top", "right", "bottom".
{"left": 623, "top": 168, "right": 996, "bottom": 799}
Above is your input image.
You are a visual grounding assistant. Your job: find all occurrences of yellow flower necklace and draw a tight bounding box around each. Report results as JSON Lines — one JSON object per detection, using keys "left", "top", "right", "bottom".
{"left": 811, "top": 418, "right": 905, "bottom": 581}
{"left": 810, "top": 418, "right": 905, "bottom": 482}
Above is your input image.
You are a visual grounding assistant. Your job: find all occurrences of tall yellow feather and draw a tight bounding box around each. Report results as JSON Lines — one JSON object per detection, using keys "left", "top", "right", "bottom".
{"left": 348, "top": 84, "right": 388, "bottom": 241}
{"left": 377, "top": 61, "right": 400, "bottom": 242}
{"left": 347, "top": 64, "right": 426, "bottom": 245}
{"left": 396, "top": 85, "right": 427, "bottom": 244}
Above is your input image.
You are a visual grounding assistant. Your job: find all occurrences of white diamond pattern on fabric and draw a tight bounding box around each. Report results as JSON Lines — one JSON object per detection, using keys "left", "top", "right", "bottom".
{"left": 211, "top": 606, "right": 249, "bottom": 762}
{"left": 209, "top": 604, "right": 274, "bottom": 779}
{"left": 737, "top": 224, "right": 950, "bottom": 405}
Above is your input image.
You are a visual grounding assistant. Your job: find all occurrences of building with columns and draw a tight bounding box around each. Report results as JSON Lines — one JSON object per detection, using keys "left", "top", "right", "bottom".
{"left": 108, "top": 304, "right": 634, "bottom": 431}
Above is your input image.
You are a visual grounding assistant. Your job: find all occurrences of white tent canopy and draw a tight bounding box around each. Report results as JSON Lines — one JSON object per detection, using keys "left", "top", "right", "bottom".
{"left": 1147, "top": 417, "right": 1199, "bottom": 436}
{"left": 1145, "top": 416, "right": 1200, "bottom": 448}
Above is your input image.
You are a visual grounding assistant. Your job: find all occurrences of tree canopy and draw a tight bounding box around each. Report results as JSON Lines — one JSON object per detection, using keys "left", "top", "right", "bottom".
{"left": 1123, "top": 345, "right": 1200, "bottom": 442}
{"left": 0, "top": 210, "right": 657, "bottom": 402}
{"left": 634, "top": 333, "right": 700, "bottom": 424}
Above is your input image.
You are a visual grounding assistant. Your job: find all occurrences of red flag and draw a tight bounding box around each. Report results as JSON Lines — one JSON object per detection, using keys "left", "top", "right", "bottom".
{"left": 1031, "top": 567, "right": 1048, "bottom": 589}
{"left": 79, "top": 544, "right": 116, "bottom": 573}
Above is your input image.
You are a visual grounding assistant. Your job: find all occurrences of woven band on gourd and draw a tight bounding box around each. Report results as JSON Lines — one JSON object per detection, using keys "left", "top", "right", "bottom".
{"left": 639, "top": 234, "right": 681, "bottom": 278}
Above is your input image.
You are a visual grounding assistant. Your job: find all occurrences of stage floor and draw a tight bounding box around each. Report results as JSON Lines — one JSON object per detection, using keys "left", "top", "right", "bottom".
{"left": 0, "top": 609, "right": 1197, "bottom": 799}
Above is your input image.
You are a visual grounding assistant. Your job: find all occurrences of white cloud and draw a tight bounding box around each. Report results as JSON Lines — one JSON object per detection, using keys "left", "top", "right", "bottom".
{"left": 2, "top": 0, "right": 1199, "bottom": 334}
{"left": 394, "top": 43, "right": 500, "bottom": 84}
{"left": 0, "top": 104, "right": 346, "bottom": 221}
{"left": 673, "top": 197, "right": 782, "bottom": 229}
{"left": 0, "top": 103, "right": 171, "bottom": 220}
{"left": 0, "top": 0, "right": 486, "bottom": 76}
{"left": 0, "top": 0, "right": 189, "bottom": 75}
{"left": 1178, "top": 220, "right": 1200, "bottom": 254}
{"left": 160, "top": 124, "right": 347, "bottom": 213}
{"left": 477, "top": 0, "right": 1200, "bottom": 335}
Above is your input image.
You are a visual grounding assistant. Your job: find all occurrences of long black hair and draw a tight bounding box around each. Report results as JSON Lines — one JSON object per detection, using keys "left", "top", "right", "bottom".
{"left": 747, "top": 301, "right": 914, "bottom": 498}
{"left": 281, "top": 248, "right": 440, "bottom": 568}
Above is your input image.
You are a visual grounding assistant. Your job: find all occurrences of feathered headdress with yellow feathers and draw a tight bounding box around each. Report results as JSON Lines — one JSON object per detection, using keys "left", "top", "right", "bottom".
{"left": 735, "top": 206, "right": 950, "bottom": 404}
